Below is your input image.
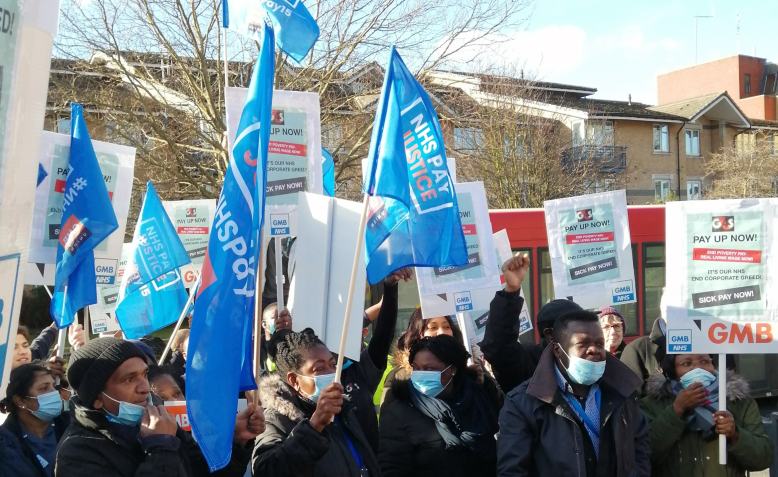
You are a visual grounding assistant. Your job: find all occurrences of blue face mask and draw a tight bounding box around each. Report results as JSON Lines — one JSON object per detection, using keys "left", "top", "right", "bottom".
{"left": 102, "top": 392, "right": 148, "bottom": 426}
{"left": 265, "top": 317, "right": 276, "bottom": 335}
{"left": 410, "top": 365, "right": 452, "bottom": 398}
{"left": 27, "top": 390, "right": 63, "bottom": 422}
{"left": 559, "top": 346, "right": 606, "bottom": 385}
{"left": 297, "top": 372, "right": 336, "bottom": 403}
{"left": 680, "top": 368, "right": 717, "bottom": 389}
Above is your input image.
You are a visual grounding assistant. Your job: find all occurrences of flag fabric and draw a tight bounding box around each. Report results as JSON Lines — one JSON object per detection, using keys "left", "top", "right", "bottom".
{"left": 322, "top": 147, "right": 335, "bottom": 196}
{"left": 37, "top": 163, "right": 48, "bottom": 186}
{"left": 114, "top": 181, "right": 191, "bottom": 339}
{"left": 50, "top": 104, "right": 118, "bottom": 328}
{"left": 363, "top": 47, "right": 468, "bottom": 284}
{"left": 223, "top": 0, "right": 319, "bottom": 63}
{"left": 186, "top": 23, "right": 274, "bottom": 471}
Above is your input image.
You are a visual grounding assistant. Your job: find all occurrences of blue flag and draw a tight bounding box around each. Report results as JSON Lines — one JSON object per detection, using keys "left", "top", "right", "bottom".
{"left": 186, "top": 23, "right": 274, "bottom": 471}
{"left": 322, "top": 147, "right": 335, "bottom": 196}
{"left": 37, "top": 163, "right": 48, "bottom": 187}
{"left": 223, "top": 0, "right": 319, "bottom": 63}
{"left": 114, "top": 181, "right": 191, "bottom": 339}
{"left": 363, "top": 48, "right": 467, "bottom": 284}
{"left": 50, "top": 104, "right": 118, "bottom": 328}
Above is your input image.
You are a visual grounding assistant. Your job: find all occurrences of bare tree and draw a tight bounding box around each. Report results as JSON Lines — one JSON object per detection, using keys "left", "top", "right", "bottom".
{"left": 704, "top": 138, "right": 778, "bottom": 198}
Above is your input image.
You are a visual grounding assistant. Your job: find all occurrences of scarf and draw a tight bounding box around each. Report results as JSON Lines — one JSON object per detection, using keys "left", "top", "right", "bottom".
{"left": 409, "top": 377, "right": 498, "bottom": 453}
{"left": 670, "top": 379, "right": 719, "bottom": 439}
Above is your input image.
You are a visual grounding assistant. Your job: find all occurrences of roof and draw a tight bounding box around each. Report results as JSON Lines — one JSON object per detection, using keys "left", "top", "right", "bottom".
{"left": 750, "top": 118, "right": 778, "bottom": 130}
{"left": 561, "top": 97, "right": 686, "bottom": 122}
{"left": 649, "top": 92, "right": 750, "bottom": 127}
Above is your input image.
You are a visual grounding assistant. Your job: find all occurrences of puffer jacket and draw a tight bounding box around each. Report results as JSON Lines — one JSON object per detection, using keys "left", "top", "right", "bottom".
{"left": 252, "top": 373, "right": 380, "bottom": 477}
{"left": 640, "top": 372, "right": 773, "bottom": 477}
{"left": 0, "top": 412, "right": 68, "bottom": 477}
{"left": 497, "top": 346, "right": 650, "bottom": 477}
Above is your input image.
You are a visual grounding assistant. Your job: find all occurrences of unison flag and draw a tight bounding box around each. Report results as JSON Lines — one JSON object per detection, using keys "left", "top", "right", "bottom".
{"left": 363, "top": 48, "right": 467, "bottom": 284}
{"left": 186, "top": 24, "right": 274, "bottom": 471}
{"left": 50, "top": 104, "right": 118, "bottom": 328}
{"left": 114, "top": 181, "right": 190, "bottom": 339}
{"left": 322, "top": 147, "right": 335, "bottom": 196}
{"left": 223, "top": 0, "right": 319, "bottom": 63}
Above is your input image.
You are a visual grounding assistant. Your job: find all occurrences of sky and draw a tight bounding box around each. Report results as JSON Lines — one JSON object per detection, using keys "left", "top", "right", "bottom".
{"left": 443, "top": 0, "right": 778, "bottom": 105}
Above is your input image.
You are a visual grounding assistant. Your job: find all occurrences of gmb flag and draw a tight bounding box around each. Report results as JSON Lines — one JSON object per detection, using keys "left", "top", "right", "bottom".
{"left": 223, "top": 0, "right": 319, "bottom": 63}
{"left": 50, "top": 103, "right": 118, "bottom": 328}
{"left": 114, "top": 181, "right": 190, "bottom": 339}
{"left": 186, "top": 23, "right": 274, "bottom": 471}
{"left": 363, "top": 47, "right": 467, "bottom": 284}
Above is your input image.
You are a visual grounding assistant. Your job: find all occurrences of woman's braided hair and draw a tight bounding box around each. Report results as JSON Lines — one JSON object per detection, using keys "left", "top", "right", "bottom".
{"left": 274, "top": 328, "right": 326, "bottom": 374}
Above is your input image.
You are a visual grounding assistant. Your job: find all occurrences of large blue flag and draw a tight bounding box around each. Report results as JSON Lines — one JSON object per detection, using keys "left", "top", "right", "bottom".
{"left": 322, "top": 147, "right": 335, "bottom": 196}
{"left": 364, "top": 48, "right": 468, "bottom": 284}
{"left": 223, "top": 0, "right": 319, "bottom": 63}
{"left": 186, "top": 23, "right": 274, "bottom": 471}
{"left": 50, "top": 104, "right": 118, "bottom": 328}
{"left": 114, "top": 181, "right": 191, "bottom": 339}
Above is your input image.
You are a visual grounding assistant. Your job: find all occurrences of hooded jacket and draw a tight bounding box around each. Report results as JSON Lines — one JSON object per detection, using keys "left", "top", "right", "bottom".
{"left": 252, "top": 373, "right": 380, "bottom": 477}
{"left": 620, "top": 317, "right": 665, "bottom": 394}
{"left": 497, "top": 346, "right": 650, "bottom": 477}
{"left": 640, "top": 372, "right": 772, "bottom": 477}
{"left": 0, "top": 411, "right": 68, "bottom": 477}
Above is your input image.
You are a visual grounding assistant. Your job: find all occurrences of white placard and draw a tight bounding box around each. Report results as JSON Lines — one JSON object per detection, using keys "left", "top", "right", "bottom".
{"left": 162, "top": 199, "right": 216, "bottom": 287}
{"left": 287, "top": 192, "right": 365, "bottom": 360}
{"left": 544, "top": 190, "right": 636, "bottom": 309}
{"left": 665, "top": 199, "right": 778, "bottom": 354}
{"left": 26, "top": 131, "right": 135, "bottom": 285}
{"left": 87, "top": 244, "right": 131, "bottom": 334}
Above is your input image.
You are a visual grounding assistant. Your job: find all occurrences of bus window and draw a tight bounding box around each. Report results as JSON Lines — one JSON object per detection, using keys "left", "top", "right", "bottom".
{"left": 643, "top": 243, "right": 666, "bottom": 334}
{"left": 612, "top": 246, "right": 638, "bottom": 336}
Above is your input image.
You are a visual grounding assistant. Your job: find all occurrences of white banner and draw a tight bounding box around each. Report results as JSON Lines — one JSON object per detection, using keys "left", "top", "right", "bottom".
{"left": 26, "top": 131, "right": 135, "bottom": 286}
{"left": 162, "top": 199, "right": 216, "bottom": 287}
{"left": 544, "top": 190, "right": 636, "bottom": 309}
{"left": 0, "top": 0, "right": 59, "bottom": 395}
{"left": 226, "top": 87, "right": 322, "bottom": 238}
{"left": 665, "top": 199, "right": 778, "bottom": 354}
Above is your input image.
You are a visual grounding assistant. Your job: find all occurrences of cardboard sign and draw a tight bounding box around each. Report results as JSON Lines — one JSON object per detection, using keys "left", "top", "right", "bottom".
{"left": 162, "top": 199, "right": 216, "bottom": 287}
{"left": 26, "top": 131, "right": 135, "bottom": 285}
{"left": 87, "top": 244, "right": 131, "bottom": 334}
{"left": 164, "top": 399, "right": 248, "bottom": 432}
{"left": 544, "top": 190, "right": 636, "bottom": 309}
{"left": 226, "top": 87, "right": 322, "bottom": 238}
{"left": 286, "top": 192, "right": 366, "bottom": 360}
{"left": 665, "top": 199, "right": 778, "bottom": 354}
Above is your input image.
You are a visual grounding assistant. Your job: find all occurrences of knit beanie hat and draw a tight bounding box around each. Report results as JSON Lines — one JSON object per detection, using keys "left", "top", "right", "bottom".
{"left": 597, "top": 306, "right": 625, "bottom": 323}
{"left": 537, "top": 299, "right": 584, "bottom": 330}
{"left": 67, "top": 337, "right": 147, "bottom": 406}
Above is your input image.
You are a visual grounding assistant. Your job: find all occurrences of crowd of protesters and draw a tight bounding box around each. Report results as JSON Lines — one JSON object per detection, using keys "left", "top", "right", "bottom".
{"left": 1, "top": 256, "right": 774, "bottom": 476}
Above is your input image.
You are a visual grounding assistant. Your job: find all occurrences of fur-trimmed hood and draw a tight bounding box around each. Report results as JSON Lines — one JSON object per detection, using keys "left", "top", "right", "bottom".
{"left": 258, "top": 373, "right": 312, "bottom": 422}
{"left": 644, "top": 370, "right": 750, "bottom": 402}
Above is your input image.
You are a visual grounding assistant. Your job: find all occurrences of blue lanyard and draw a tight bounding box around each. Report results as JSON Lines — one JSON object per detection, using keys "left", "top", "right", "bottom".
{"left": 339, "top": 420, "right": 365, "bottom": 470}
{"left": 562, "top": 387, "right": 601, "bottom": 439}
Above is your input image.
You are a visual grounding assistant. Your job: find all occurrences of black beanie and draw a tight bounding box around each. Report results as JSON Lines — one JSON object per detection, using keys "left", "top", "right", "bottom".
{"left": 537, "top": 299, "right": 584, "bottom": 330}
{"left": 67, "top": 337, "right": 147, "bottom": 407}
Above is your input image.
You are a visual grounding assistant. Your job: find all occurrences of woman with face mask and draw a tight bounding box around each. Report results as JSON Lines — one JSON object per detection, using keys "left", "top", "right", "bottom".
{"left": 640, "top": 353, "right": 773, "bottom": 476}
{"left": 253, "top": 328, "right": 380, "bottom": 477}
{"left": 0, "top": 363, "right": 67, "bottom": 477}
{"left": 378, "top": 335, "right": 503, "bottom": 477}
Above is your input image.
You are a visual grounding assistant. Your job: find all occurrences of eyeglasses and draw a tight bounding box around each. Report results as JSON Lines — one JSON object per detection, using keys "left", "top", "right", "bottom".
{"left": 677, "top": 357, "right": 713, "bottom": 368}
{"left": 601, "top": 323, "right": 623, "bottom": 332}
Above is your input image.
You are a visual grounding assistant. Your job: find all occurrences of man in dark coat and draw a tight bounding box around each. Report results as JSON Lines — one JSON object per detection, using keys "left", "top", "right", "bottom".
{"left": 497, "top": 310, "right": 650, "bottom": 477}
{"left": 54, "top": 338, "right": 262, "bottom": 477}
{"left": 480, "top": 255, "right": 584, "bottom": 393}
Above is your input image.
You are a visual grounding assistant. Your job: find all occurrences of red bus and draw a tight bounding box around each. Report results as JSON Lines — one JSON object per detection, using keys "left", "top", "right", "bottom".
{"left": 489, "top": 205, "right": 778, "bottom": 401}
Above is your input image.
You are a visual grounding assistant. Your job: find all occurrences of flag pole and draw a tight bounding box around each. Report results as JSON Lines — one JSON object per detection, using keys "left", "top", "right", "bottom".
{"left": 718, "top": 353, "right": 728, "bottom": 465}
{"left": 274, "top": 237, "right": 285, "bottom": 310}
{"left": 253, "top": 231, "right": 267, "bottom": 381}
{"left": 158, "top": 275, "right": 200, "bottom": 366}
{"left": 334, "top": 195, "right": 369, "bottom": 384}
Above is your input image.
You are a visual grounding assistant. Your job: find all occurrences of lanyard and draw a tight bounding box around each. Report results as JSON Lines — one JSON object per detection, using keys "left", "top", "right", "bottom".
{"left": 562, "top": 387, "right": 601, "bottom": 439}
{"left": 339, "top": 419, "right": 365, "bottom": 471}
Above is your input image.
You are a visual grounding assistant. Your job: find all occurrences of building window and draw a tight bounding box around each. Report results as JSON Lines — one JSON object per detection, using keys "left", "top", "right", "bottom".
{"left": 453, "top": 127, "right": 483, "bottom": 152}
{"left": 654, "top": 178, "right": 671, "bottom": 201}
{"left": 685, "top": 129, "right": 700, "bottom": 156}
{"left": 653, "top": 124, "right": 669, "bottom": 153}
{"left": 586, "top": 178, "right": 615, "bottom": 194}
{"left": 686, "top": 180, "right": 702, "bottom": 200}
{"left": 572, "top": 122, "right": 584, "bottom": 147}
{"left": 587, "top": 120, "right": 614, "bottom": 146}
{"left": 56, "top": 116, "right": 71, "bottom": 135}
{"left": 744, "top": 73, "right": 751, "bottom": 95}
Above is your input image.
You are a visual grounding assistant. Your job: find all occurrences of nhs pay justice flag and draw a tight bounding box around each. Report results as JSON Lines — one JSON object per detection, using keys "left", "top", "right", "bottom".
{"left": 665, "top": 199, "right": 778, "bottom": 354}
{"left": 544, "top": 190, "right": 636, "bottom": 310}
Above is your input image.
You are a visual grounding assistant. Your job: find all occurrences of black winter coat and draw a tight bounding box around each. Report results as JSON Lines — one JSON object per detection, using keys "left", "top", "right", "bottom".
{"left": 479, "top": 290, "right": 543, "bottom": 394}
{"left": 252, "top": 373, "right": 381, "bottom": 477}
{"left": 54, "top": 398, "right": 250, "bottom": 477}
{"left": 497, "top": 347, "right": 651, "bottom": 477}
{"left": 378, "top": 375, "right": 503, "bottom": 477}
{"left": 0, "top": 412, "right": 68, "bottom": 477}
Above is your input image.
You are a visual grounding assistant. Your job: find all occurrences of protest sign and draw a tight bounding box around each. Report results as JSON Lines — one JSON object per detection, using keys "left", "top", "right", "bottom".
{"left": 544, "top": 190, "right": 636, "bottom": 310}
{"left": 165, "top": 399, "right": 248, "bottom": 432}
{"left": 0, "top": 0, "right": 59, "bottom": 395}
{"left": 87, "top": 244, "right": 130, "bottom": 334}
{"left": 26, "top": 131, "right": 135, "bottom": 286}
{"left": 416, "top": 182, "right": 501, "bottom": 317}
{"left": 492, "top": 229, "right": 533, "bottom": 336}
{"left": 287, "top": 192, "right": 366, "bottom": 360}
{"left": 162, "top": 199, "right": 216, "bottom": 287}
{"left": 665, "top": 199, "right": 778, "bottom": 354}
{"left": 226, "top": 87, "right": 322, "bottom": 228}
